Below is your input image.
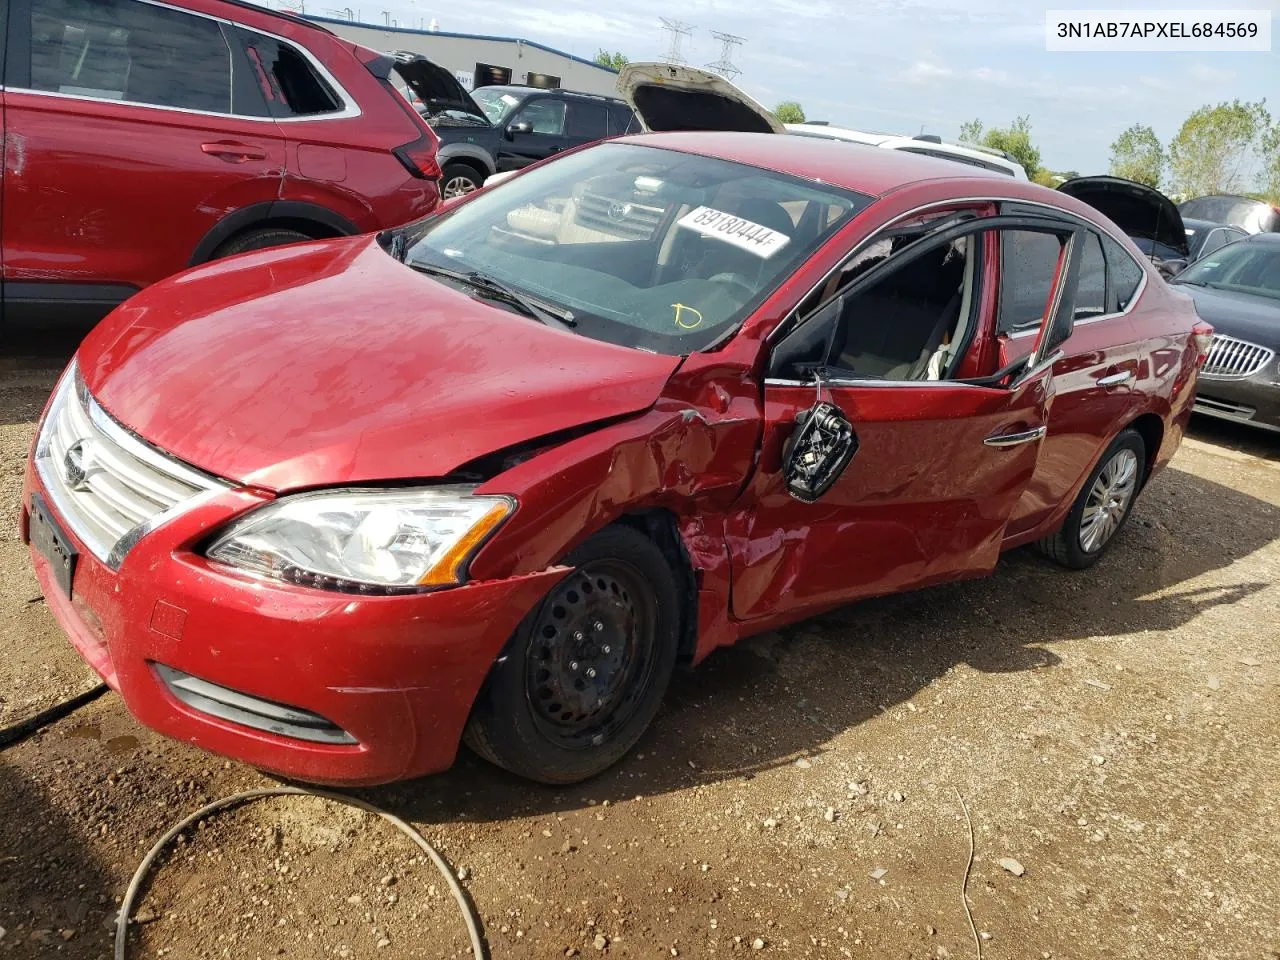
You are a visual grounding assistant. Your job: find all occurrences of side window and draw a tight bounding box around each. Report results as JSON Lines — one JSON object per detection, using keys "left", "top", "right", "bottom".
{"left": 1073, "top": 232, "right": 1107, "bottom": 321}
{"left": 997, "top": 230, "right": 1064, "bottom": 335}
{"left": 565, "top": 101, "right": 609, "bottom": 141}
{"left": 606, "top": 104, "right": 638, "bottom": 136}
{"left": 239, "top": 31, "right": 341, "bottom": 117}
{"left": 514, "top": 99, "right": 566, "bottom": 135}
{"left": 824, "top": 233, "right": 979, "bottom": 382}
{"left": 1101, "top": 235, "right": 1143, "bottom": 310}
{"left": 31, "top": 0, "right": 232, "bottom": 113}
{"left": 1199, "top": 229, "right": 1229, "bottom": 258}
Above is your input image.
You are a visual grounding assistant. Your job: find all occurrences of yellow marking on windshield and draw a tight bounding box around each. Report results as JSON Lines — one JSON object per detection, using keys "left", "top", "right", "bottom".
{"left": 672, "top": 303, "right": 704, "bottom": 329}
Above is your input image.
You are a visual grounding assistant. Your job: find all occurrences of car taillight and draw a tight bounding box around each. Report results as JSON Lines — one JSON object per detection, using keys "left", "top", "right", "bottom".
{"left": 394, "top": 136, "right": 442, "bottom": 180}
{"left": 1191, "top": 321, "right": 1214, "bottom": 368}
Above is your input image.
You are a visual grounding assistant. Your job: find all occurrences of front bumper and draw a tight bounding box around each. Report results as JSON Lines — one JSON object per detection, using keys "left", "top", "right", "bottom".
{"left": 1194, "top": 370, "right": 1280, "bottom": 434}
{"left": 22, "top": 463, "right": 566, "bottom": 785}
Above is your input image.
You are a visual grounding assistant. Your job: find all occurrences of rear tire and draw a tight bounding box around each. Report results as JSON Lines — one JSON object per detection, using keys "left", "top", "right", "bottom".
{"left": 441, "top": 162, "right": 485, "bottom": 200}
{"left": 464, "top": 525, "right": 680, "bottom": 784}
{"left": 1036, "top": 428, "right": 1146, "bottom": 570}
{"left": 212, "top": 226, "right": 313, "bottom": 259}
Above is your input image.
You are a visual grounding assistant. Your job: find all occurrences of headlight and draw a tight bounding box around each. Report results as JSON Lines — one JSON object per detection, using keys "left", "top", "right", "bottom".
{"left": 206, "top": 486, "right": 513, "bottom": 592}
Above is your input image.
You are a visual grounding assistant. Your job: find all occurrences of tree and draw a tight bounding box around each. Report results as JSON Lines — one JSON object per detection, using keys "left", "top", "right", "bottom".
{"left": 1168, "top": 99, "right": 1271, "bottom": 197}
{"left": 1262, "top": 122, "right": 1280, "bottom": 202}
{"left": 956, "top": 117, "right": 1042, "bottom": 177}
{"left": 774, "top": 101, "right": 806, "bottom": 124}
{"left": 979, "top": 116, "right": 1042, "bottom": 178}
{"left": 594, "top": 50, "right": 629, "bottom": 71}
{"left": 1108, "top": 124, "right": 1165, "bottom": 188}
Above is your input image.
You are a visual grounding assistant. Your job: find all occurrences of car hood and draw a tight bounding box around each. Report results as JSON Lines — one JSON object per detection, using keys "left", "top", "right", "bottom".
{"left": 390, "top": 52, "right": 489, "bottom": 125}
{"left": 1173, "top": 283, "right": 1280, "bottom": 348}
{"left": 77, "top": 237, "right": 682, "bottom": 491}
{"left": 617, "top": 62, "right": 785, "bottom": 134}
{"left": 1058, "top": 176, "right": 1189, "bottom": 257}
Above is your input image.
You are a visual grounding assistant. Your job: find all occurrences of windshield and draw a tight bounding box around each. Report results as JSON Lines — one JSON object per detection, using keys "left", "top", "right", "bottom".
{"left": 1176, "top": 241, "right": 1280, "bottom": 301}
{"left": 470, "top": 87, "right": 522, "bottom": 124}
{"left": 396, "top": 142, "right": 871, "bottom": 354}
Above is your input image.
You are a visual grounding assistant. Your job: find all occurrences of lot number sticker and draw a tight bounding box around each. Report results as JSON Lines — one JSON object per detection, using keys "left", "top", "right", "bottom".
{"left": 677, "top": 206, "right": 791, "bottom": 259}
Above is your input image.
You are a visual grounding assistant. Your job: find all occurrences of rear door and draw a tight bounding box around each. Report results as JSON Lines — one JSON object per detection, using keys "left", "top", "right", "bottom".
{"left": 563, "top": 96, "right": 610, "bottom": 148}
{"left": 729, "top": 214, "right": 1082, "bottom": 623}
{"left": 2, "top": 0, "right": 284, "bottom": 313}
{"left": 495, "top": 96, "right": 570, "bottom": 170}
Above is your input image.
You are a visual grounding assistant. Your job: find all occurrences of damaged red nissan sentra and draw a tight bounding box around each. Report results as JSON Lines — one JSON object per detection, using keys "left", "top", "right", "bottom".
{"left": 22, "top": 80, "right": 1210, "bottom": 785}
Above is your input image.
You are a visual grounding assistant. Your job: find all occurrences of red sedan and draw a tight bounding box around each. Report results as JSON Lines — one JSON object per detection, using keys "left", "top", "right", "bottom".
{"left": 23, "top": 132, "right": 1209, "bottom": 785}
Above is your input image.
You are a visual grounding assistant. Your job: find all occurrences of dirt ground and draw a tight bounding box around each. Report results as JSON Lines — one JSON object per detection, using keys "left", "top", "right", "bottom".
{"left": 2, "top": 325, "right": 1278, "bottom": 960}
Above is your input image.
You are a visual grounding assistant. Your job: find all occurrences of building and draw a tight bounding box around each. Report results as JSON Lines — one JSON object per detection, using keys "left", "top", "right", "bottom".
{"left": 306, "top": 16, "right": 622, "bottom": 97}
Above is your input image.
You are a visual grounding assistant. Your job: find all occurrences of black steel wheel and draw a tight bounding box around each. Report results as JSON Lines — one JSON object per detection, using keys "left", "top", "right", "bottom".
{"left": 465, "top": 526, "right": 680, "bottom": 784}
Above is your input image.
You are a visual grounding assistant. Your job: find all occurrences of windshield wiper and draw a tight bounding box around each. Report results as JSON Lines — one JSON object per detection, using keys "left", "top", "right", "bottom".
{"left": 409, "top": 263, "right": 576, "bottom": 329}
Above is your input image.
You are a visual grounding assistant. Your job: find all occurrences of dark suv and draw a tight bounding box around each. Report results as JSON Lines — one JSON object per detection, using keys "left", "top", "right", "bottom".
{"left": 390, "top": 53, "right": 640, "bottom": 198}
{"left": 4, "top": 0, "right": 441, "bottom": 325}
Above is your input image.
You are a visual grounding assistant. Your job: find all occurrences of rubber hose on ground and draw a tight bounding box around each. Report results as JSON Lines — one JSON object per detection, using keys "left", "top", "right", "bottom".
{"left": 0, "top": 683, "right": 109, "bottom": 750}
{"left": 114, "top": 786, "right": 488, "bottom": 960}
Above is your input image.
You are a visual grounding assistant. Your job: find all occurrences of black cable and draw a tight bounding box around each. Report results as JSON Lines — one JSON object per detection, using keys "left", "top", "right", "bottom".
{"left": 0, "top": 683, "right": 109, "bottom": 750}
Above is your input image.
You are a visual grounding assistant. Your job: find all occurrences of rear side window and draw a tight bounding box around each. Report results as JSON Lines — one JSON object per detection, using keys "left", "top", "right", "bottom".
{"left": 30, "top": 0, "right": 232, "bottom": 113}
{"left": 1073, "top": 232, "right": 1107, "bottom": 320}
{"left": 607, "top": 103, "right": 639, "bottom": 136}
{"left": 565, "top": 100, "right": 609, "bottom": 141}
{"left": 997, "top": 230, "right": 1064, "bottom": 335}
{"left": 1101, "top": 235, "right": 1144, "bottom": 310}
{"left": 239, "top": 31, "right": 341, "bottom": 117}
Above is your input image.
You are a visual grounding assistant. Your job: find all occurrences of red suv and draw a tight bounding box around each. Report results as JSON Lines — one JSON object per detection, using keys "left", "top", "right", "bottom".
{"left": 4, "top": 0, "right": 441, "bottom": 324}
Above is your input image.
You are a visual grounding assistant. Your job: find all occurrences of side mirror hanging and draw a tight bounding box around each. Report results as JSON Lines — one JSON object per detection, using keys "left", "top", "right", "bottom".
{"left": 782, "top": 395, "right": 859, "bottom": 503}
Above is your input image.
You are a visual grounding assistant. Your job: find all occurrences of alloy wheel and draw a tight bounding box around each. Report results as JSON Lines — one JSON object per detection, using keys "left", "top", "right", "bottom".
{"left": 443, "top": 176, "right": 478, "bottom": 199}
{"left": 1078, "top": 448, "right": 1139, "bottom": 553}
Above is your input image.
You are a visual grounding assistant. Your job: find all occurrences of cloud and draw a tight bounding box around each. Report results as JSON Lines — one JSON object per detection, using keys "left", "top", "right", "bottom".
{"left": 903, "top": 60, "right": 954, "bottom": 84}
{"left": 972, "top": 66, "right": 1010, "bottom": 84}
{"left": 1188, "top": 63, "right": 1237, "bottom": 84}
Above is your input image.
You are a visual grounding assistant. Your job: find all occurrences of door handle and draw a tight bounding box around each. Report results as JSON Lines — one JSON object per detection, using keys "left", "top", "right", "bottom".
{"left": 1096, "top": 370, "right": 1135, "bottom": 388}
{"left": 984, "top": 425, "right": 1047, "bottom": 448}
{"left": 201, "top": 141, "right": 268, "bottom": 162}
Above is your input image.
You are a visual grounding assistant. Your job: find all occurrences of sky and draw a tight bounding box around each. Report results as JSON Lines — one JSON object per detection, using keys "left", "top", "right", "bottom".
{"left": 280, "top": 0, "right": 1279, "bottom": 177}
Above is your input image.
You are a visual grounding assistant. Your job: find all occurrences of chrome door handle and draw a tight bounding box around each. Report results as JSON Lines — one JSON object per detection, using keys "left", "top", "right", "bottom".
{"left": 984, "top": 425, "right": 1047, "bottom": 448}
{"left": 1096, "top": 370, "right": 1135, "bottom": 387}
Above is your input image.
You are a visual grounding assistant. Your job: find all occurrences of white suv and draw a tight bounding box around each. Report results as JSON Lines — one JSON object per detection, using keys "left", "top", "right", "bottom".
{"left": 784, "top": 123, "right": 1029, "bottom": 180}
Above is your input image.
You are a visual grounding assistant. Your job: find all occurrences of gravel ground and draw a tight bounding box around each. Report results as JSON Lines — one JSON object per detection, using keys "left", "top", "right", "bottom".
{"left": 2, "top": 327, "right": 1278, "bottom": 960}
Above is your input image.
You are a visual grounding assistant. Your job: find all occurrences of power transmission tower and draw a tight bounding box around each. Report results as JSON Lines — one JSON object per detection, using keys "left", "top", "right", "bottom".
{"left": 659, "top": 17, "right": 694, "bottom": 65}
{"left": 706, "top": 31, "right": 744, "bottom": 80}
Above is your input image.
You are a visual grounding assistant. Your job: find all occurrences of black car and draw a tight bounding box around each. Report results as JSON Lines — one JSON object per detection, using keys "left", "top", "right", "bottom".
{"left": 389, "top": 52, "right": 639, "bottom": 198}
{"left": 1179, "top": 195, "right": 1280, "bottom": 235}
{"left": 1172, "top": 233, "right": 1280, "bottom": 433}
{"left": 1058, "top": 176, "right": 1189, "bottom": 278}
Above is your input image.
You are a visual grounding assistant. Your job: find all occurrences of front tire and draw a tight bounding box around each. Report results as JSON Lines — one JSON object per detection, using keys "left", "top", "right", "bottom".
{"left": 441, "top": 162, "right": 485, "bottom": 200}
{"left": 465, "top": 525, "right": 680, "bottom": 784}
{"left": 1036, "top": 428, "right": 1146, "bottom": 569}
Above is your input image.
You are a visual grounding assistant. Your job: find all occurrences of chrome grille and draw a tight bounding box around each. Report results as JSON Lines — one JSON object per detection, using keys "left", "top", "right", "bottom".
{"left": 33, "top": 364, "right": 227, "bottom": 568}
{"left": 574, "top": 192, "right": 665, "bottom": 240}
{"left": 1201, "top": 334, "right": 1275, "bottom": 380}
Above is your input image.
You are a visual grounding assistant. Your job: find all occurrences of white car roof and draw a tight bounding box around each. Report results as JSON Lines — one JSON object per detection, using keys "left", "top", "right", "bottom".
{"left": 784, "top": 123, "right": 1029, "bottom": 180}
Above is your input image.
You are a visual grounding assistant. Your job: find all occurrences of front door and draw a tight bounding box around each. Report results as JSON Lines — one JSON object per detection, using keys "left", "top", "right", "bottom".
{"left": 729, "top": 214, "right": 1084, "bottom": 624}
{"left": 3, "top": 0, "right": 285, "bottom": 304}
{"left": 496, "top": 97, "right": 570, "bottom": 170}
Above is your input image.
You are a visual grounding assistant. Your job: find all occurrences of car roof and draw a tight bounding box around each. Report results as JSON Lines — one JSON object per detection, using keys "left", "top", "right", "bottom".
{"left": 1244, "top": 231, "right": 1280, "bottom": 244}
{"left": 475, "top": 84, "right": 625, "bottom": 104}
{"left": 616, "top": 131, "right": 1026, "bottom": 196}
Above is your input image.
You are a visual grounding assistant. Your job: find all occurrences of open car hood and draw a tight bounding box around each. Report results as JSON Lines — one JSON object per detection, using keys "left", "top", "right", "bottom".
{"left": 1058, "top": 176, "right": 1189, "bottom": 258}
{"left": 617, "top": 63, "right": 785, "bottom": 135}
{"left": 389, "top": 51, "right": 489, "bottom": 124}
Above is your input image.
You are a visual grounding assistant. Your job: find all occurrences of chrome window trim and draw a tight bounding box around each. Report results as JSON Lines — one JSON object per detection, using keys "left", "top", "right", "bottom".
{"left": 17, "top": 0, "right": 359, "bottom": 123}
{"left": 768, "top": 194, "right": 1149, "bottom": 350}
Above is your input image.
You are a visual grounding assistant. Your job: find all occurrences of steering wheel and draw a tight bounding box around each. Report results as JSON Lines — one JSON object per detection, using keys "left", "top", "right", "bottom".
{"left": 708, "top": 272, "right": 755, "bottom": 297}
